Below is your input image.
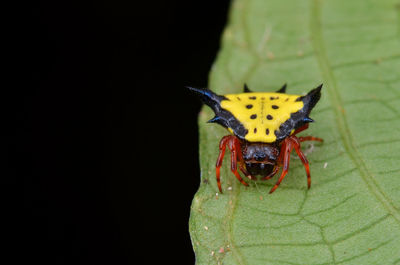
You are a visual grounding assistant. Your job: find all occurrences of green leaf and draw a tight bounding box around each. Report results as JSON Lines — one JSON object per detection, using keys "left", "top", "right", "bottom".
{"left": 189, "top": 0, "right": 400, "bottom": 264}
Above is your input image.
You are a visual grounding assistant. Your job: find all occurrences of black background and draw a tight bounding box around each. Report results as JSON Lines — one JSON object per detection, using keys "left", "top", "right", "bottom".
{"left": 19, "top": 1, "right": 230, "bottom": 264}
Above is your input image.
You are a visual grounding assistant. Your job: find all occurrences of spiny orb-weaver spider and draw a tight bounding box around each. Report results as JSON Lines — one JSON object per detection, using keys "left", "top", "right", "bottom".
{"left": 188, "top": 83, "right": 323, "bottom": 194}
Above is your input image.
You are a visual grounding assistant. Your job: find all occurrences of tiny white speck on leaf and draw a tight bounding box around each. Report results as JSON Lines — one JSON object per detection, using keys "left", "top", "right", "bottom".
{"left": 204, "top": 226, "right": 208, "bottom": 231}
{"left": 267, "top": 51, "right": 275, "bottom": 59}
{"left": 324, "top": 162, "right": 328, "bottom": 169}
{"left": 227, "top": 186, "right": 232, "bottom": 191}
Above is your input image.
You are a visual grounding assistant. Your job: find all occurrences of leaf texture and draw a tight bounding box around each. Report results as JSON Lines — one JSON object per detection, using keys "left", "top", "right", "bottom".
{"left": 189, "top": 0, "right": 400, "bottom": 264}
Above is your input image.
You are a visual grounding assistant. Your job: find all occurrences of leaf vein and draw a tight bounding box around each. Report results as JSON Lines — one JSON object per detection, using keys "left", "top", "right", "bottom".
{"left": 336, "top": 239, "right": 393, "bottom": 264}
{"left": 303, "top": 193, "right": 358, "bottom": 217}
{"left": 331, "top": 214, "right": 389, "bottom": 245}
{"left": 331, "top": 54, "right": 400, "bottom": 69}
{"left": 310, "top": 0, "right": 400, "bottom": 224}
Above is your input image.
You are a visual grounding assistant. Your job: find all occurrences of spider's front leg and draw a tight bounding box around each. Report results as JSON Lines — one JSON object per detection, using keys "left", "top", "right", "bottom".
{"left": 268, "top": 132, "right": 323, "bottom": 194}
{"left": 291, "top": 135, "right": 323, "bottom": 189}
{"left": 269, "top": 138, "right": 294, "bottom": 194}
{"left": 239, "top": 164, "right": 257, "bottom": 181}
{"left": 293, "top": 128, "right": 323, "bottom": 189}
{"left": 262, "top": 166, "right": 280, "bottom": 180}
{"left": 215, "top": 135, "right": 248, "bottom": 193}
{"left": 215, "top": 136, "right": 229, "bottom": 193}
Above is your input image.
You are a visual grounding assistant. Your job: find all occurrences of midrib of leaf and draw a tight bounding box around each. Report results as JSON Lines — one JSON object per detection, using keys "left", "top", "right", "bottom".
{"left": 309, "top": 0, "right": 400, "bottom": 223}
{"left": 397, "top": 2, "right": 400, "bottom": 37}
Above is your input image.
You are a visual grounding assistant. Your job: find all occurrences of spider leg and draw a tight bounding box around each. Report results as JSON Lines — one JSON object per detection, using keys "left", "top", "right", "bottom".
{"left": 265, "top": 139, "right": 287, "bottom": 182}
{"left": 291, "top": 136, "right": 312, "bottom": 189}
{"left": 235, "top": 139, "right": 256, "bottom": 181}
{"left": 266, "top": 124, "right": 322, "bottom": 193}
{"left": 294, "top": 123, "right": 323, "bottom": 143}
{"left": 269, "top": 138, "right": 293, "bottom": 194}
{"left": 228, "top": 138, "right": 249, "bottom": 187}
{"left": 294, "top": 124, "right": 322, "bottom": 188}
{"left": 262, "top": 165, "right": 280, "bottom": 180}
{"left": 216, "top": 136, "right": 230, "bottom": 193}
{"left": 239, "top": 164, "right": 256, "bottom": 180}
{"left": 292, "top": 123, "right": 309, "bottom": 135}
{"left": 298, "top": 136, "right": 323, "bottom": 143}
{"left": 216, "top": 135, "right": 249, "bottom": 192}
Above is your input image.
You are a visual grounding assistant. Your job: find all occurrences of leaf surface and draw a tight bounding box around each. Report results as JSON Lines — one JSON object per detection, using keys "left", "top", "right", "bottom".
{"left": 189, "top": 0, "right": 400, "bottom": 264}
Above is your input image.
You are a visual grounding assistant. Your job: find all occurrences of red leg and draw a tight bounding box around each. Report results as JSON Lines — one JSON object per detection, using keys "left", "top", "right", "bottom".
{"left": 230, "top": 148, "right": 249, "bottom": 187}
{"left": 292, "top": 124, "right": 309, "bottom": 135}
{"left": 269, "top": 138, "right": 293, "bottom": 194}
{"left": 262, "top": 165, "right": 280, "bottom": 180}
{"left": 299, "top": 136, "right": 323, "bottom": 142}
{"left": 266, "top": 124, "right": 323, "bottom": 193}
{"left": 291, "top": 136, "right": 312, "bottom": 189}
{"left": 239, "top": 164, "right": 256, "bottom": 180}
{"left": 294, "top": 123, "right": 323, "bottom": 143}
{"left": 228, "top": 137, "right": 249, "bottom": 187}
{"left": 264, "top": 139, "right": 287, "bottom": 182}
{"left": 215, "top": 135, "right": 249, "bottom": 193}
{"left": 236, "top": 139, "right": 256, "bottom": 180}
{"left": 216, "top": 136, "right": 230, "bottom": 193}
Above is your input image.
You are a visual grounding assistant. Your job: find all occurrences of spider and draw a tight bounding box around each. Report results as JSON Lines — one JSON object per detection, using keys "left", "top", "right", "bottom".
{"left": 188, "top": 83, "right": 323, "bottom": 194}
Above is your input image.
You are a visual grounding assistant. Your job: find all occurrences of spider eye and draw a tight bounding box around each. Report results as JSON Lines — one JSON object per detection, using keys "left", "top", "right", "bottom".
{"left": 254, "top": 151, "right": 267, "bottom": 161}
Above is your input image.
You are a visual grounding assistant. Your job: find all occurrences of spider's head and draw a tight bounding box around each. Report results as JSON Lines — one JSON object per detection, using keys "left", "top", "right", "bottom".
{"left": 241, "top": 141, "right": 280, "bottom": 176}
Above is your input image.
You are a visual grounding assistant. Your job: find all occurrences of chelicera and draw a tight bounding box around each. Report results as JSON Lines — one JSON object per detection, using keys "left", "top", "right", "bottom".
{"left": 188, "top": 83, "right": 323, "bottom": 194}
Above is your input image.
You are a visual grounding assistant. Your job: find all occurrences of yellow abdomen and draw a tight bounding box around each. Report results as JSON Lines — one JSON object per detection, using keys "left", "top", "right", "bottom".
{"left": 221, "top": 92, "right": 303, "bottom": 143}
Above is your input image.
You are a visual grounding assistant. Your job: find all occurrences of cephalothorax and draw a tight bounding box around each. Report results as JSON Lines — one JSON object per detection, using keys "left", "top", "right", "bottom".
{"left": 188, "top": 83, "right": 323, "bottom": 194}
